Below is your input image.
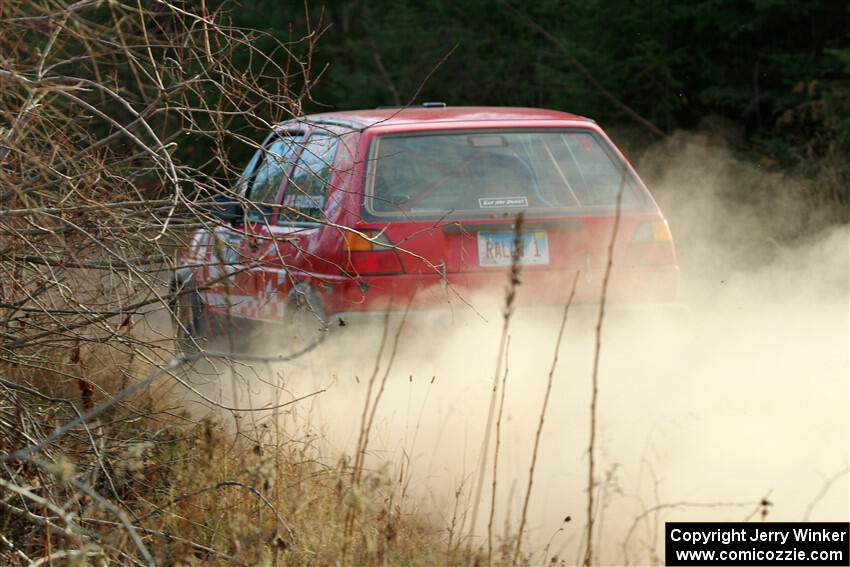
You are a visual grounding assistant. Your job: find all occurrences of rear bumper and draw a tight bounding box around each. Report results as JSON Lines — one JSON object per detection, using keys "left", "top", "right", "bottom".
{"left": 327, "top": 298, "right": 689, "bottom": 328}
{"left": 317, "top": 265, "right": 680, "bottom": 315}
{"left": 205, "top": 299, "right": 690, "bottom": 344}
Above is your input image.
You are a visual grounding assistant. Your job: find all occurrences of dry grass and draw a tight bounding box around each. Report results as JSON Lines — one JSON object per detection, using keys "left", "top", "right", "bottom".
{"left": 1, "top": 347, "right": 502, "bottom": 566}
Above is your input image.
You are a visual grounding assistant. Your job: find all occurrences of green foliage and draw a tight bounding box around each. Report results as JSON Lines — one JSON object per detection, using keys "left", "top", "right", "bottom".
{"left": 227, "top": 0, "right": 849, "bottom": 164}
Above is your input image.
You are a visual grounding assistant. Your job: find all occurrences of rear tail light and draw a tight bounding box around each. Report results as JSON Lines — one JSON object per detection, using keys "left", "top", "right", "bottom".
{"left": 344, "top": 230, "right": 403, "bottom": 275}
{"left": 626, "top": 220, "right": 677, "bottom": 266}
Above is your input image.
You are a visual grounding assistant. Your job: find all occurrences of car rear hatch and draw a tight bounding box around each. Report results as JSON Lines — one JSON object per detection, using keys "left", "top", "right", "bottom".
{"left": 363, "top": 217, "right": 591, "bottom": 277}
{"left": 358, "top": 127, "right": 671, "bottom": 281}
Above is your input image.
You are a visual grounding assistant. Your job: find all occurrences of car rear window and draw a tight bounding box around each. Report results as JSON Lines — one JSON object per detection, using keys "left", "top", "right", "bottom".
{"left": 364, "top": 130, "right": 649, "bottom": 217}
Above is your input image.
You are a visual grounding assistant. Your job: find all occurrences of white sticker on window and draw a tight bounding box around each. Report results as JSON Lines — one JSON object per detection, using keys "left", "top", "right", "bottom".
{"left": 478, "top": 196, "right": 529, "bottom": 208}
{"left": 286, "top": 194, "right": 325, "bottom": 209}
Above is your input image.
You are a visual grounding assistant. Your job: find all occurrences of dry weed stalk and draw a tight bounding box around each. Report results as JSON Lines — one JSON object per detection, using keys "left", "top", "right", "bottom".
{"left": 469, "top": 212, "right": 524, "bottom": 559}
{"left": 581, "top": 167, "right": 627, "bottom": 567}
{"left": 487, "top": 334, "right": 511, "bottom": 566}
{"left": 342, "top": 298, "right": 414, "bottom": 562}
{"left": 510, "top": 270, "right": 579, "bottom": 567}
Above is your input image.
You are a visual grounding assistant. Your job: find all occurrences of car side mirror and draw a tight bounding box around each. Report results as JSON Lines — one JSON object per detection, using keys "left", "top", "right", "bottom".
{"left": 210, "top": 195, "right": 244, "bottom": 224}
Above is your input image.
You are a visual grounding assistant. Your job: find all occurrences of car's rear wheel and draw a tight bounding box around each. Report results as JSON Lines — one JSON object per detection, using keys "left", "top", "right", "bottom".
{"left": 171, "top": 280, "right": 206, "bottom": 355}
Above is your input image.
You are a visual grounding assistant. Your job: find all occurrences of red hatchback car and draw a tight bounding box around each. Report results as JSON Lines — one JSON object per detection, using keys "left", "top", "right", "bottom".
{"left": 173, "top": 105, "right": 679, "bottom": 348}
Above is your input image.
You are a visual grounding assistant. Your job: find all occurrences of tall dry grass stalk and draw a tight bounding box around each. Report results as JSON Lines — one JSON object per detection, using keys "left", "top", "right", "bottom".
{"left": 469, "top": 212, "right": 524, "bottom": 558}
{"left": 487, "top": 334, "right": 511, "bottom": 566}
{"left": 510, "top": 271, "right": 579, "bottom": 566}
{"left": 581, "top": 168, "right": 627, "bottom": 567}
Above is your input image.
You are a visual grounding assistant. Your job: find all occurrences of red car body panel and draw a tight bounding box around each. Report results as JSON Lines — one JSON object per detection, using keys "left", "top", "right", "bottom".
{"left": 180, "top": 107, "right": 679, "bottom": 324}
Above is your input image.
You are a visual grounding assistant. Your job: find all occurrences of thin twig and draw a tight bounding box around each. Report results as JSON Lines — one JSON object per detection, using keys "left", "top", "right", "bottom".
{"left": 583, "top": 168, "right": 627, "bottom": 567}
{"left": 511, "top": 271, "right": 579, "bottom": 566}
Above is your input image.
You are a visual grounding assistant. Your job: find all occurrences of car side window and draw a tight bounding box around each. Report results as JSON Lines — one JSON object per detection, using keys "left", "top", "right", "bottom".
{"left": 236, "top": 150, "right": 262, "bottom": 197}
{"left": 243, "top": 135, "right": 302, "bottom": 221}
{"left": 280, "top": 133, "right": 339, "bottom": 223}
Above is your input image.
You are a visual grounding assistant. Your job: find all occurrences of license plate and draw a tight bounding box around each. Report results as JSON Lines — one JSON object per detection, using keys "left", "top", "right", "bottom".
{"left": 477, "top": 230, "right": 549, "bottom": 267}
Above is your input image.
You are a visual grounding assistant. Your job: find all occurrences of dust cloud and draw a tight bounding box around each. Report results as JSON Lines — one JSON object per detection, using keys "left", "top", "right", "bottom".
{"left": 189, "top": 132, "right": 849, "bottom": 565}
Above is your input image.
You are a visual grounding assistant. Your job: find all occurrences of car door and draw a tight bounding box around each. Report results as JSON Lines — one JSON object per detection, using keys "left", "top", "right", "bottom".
{"left": 204, "top": 132, "right": 303, "bottom": 321}
{"left": 250, "top": 129, "right": 342, "bottom": 321}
